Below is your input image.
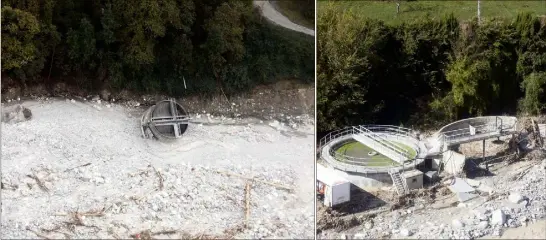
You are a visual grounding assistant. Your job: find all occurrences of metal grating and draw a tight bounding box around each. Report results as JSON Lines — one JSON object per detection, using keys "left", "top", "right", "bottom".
{"left": 141, "top": 99, "right": 190, "bottom": 140}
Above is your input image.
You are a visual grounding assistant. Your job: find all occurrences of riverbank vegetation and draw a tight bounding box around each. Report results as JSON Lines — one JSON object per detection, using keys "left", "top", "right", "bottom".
{"left": 1, "top": 0, "right": 313, "bottom": 97}
{"left": 317, "top": 4, "right": 546, "bottom": 133}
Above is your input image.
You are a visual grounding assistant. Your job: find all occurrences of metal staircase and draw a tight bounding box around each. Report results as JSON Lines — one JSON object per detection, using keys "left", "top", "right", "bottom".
{"left": 352, "top": 126, "right": 410, "bottom": 164}
{"left": 388, "top": 169, "right": 408, "bottom": 196}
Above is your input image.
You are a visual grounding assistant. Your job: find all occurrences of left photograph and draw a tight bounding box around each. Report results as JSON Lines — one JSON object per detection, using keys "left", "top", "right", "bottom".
{"left": 0, "top": 1, "right": 315, "bottom": 239}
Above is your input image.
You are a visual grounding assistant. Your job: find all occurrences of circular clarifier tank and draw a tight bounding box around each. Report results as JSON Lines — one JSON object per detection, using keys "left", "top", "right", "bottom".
{"left": 318, "top": 125, "right": 428, "bottom": 188}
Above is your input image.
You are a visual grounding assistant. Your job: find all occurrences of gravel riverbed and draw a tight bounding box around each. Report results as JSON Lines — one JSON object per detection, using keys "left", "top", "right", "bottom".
{"left": 1, "top": 99, "right": 315, "bottom": 239}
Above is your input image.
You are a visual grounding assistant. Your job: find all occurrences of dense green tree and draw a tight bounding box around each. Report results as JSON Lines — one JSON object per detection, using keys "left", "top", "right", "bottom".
{"left": 1, "top": 0, "right": 313, "bottom": 97}
{"left": 1, "top": 7, "right": 40, "bottom": 72}
{"left": 317, "top": 5, "right": 546, "bottom": 133}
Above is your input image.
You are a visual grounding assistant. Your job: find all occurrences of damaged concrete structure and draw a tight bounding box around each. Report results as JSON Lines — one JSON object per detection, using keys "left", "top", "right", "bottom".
{"left": 141, "top": 99, "right": 190, "bottom": 140}
{"left": 318, "top": 116, "right": 519, "bottom": 198}
{"left": 402, "top": 169, "right": 423, "bottom": 190}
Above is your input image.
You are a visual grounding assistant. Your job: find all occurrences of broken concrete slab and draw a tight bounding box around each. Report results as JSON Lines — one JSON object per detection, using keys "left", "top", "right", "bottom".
{"left": 465, "top": 178, "right": 481, "bottom": 187}
{"left": 457, "top": 192, "right": 479, "bottom": 202}
{"left": 447, "top": 177, "right": 476, "bottom": 193}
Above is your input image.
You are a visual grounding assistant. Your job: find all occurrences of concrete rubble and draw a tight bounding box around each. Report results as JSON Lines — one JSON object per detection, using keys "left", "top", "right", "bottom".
{"left": 320, "top": 157, "right": 546, "bottom": 239}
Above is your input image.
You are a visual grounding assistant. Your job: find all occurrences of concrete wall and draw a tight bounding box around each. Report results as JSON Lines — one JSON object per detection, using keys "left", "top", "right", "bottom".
{"left": 403, "top": 171, "right": 423, "bottom": 190}
{"left": 331, "top": 168, "right": 393, "bottom": 189}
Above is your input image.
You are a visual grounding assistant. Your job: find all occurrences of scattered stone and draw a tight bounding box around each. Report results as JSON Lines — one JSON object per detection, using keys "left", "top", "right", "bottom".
{"left": 477, "top": 221, "right": 489, "bottom": 230}
{"left": 472, "top": 209, "right": 490, "bottom": 221}
{"left": 508, "top": 192, "right": 524, "bottom": 204}
{"left": 491, "top": 209, "right": 506, "bottom": 225}
{"left": 353, "top": 233, "right": 366, "bottom": 239}
{"left": 364, "top": 221, "right": 373, "bottom": 230}
{"left": 71, "top": 99, "right": 76, "bottom": 103}
{"left": 400, "top": 229, "right": 412, "bottom": 237}
{"left": 452, "top": 219, "right": 465, "bottom": 229}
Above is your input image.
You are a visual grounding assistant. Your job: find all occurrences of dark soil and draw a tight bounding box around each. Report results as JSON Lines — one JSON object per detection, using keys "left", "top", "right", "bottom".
{"left": 1, "top": 80, "right": 314, "bottom": 123}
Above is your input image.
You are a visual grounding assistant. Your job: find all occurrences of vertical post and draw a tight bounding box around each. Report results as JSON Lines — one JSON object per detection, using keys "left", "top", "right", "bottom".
{"left": 483, "top": 139, "right": 488, "bottom": 171}
{"left": 477, "top": 0, "right": 481, "bottom": 24}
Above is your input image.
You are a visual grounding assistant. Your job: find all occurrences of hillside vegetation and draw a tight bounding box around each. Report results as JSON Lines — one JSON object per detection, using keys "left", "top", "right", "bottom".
{"left": 317, "top": 4, "right": 546, "bottom": 133}
{"left": 1, "top": 0, "right": 313, "bottom": 97}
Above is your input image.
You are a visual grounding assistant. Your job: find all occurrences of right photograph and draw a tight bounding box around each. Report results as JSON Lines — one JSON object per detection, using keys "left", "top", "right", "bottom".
{"left": 316, "top": 1, "right": 546, "bottom": 239}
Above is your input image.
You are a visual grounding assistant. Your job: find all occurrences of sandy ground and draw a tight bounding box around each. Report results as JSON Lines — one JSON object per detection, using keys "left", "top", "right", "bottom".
{"left": 1, "top": 99, "right": 314, "bottom": 239}
{"left": 253, "top": 0, "right": 315, "bottom": 36}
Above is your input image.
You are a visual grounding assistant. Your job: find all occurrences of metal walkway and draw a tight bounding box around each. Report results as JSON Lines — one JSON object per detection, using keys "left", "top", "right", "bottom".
{"left": 440, "top": 116, "right": 517, "bottom": 146}
{"left": 426, "top": 116, "right": 518, "bottom": 156}
{"left": 352, "top": 126, "right": 411, "bottom": 164}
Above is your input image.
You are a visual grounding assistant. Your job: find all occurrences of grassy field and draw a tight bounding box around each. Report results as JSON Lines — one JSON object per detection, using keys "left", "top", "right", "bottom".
{"left": 334, "top": 140, "right": 417, "bottom": 167}
{"left": 318, "top": 0, "right": 546, "bottom": 24}
{"left": 273, "top": 0, "right": 315, "bottom": 29}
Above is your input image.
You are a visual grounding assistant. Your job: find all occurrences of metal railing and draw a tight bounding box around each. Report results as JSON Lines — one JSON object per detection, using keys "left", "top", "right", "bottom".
{"left": 352, "top": 125, "right": 411, "bottom": 161}
{"left": 318, "top": 125, "right": 421, "bottom": 172}
{"left": 438, "top": 116, "right": 518, "bottom": 145}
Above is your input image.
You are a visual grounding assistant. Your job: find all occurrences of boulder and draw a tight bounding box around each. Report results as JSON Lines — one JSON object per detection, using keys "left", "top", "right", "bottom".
{"left": 353, "top": 233, "right": 366, "bottom": 239}
{"left": 508, "top": 192, "right": 524, "bottom": 204}
{"left": 491, "top": 209, "right": 506, "bottom": 225}
{"left": 400, "top": 229, "right": 412, "bottom": 237}
{"left": 452, "top": 219, "right": 465, "bottom": 229}
{"left": 472, "top": 208, "right": 490, "bottom": 221}
{"left": 100, "top": 89, "right": 111, "bottom": 101}
{"left": 477, "top": 221, "right": 489, "bottom": 230}
{"left": 1, "top": 105, "right": 32, "bottom": 123}
{"left": 364, "top": 221, "right": 373, "bottom": 230}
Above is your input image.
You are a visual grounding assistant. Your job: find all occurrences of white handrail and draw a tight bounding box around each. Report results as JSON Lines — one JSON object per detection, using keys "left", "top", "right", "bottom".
{"left": 318, "top": 125, "right": 421, "bottom": 171}
{"left": 353, "top": 126, "right": 410, "bottom": 159}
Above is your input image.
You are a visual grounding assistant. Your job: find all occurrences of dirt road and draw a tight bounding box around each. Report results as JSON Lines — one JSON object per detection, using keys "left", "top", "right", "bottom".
{"left": 253, "top": 0, "right": 314, "bottom": 36}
